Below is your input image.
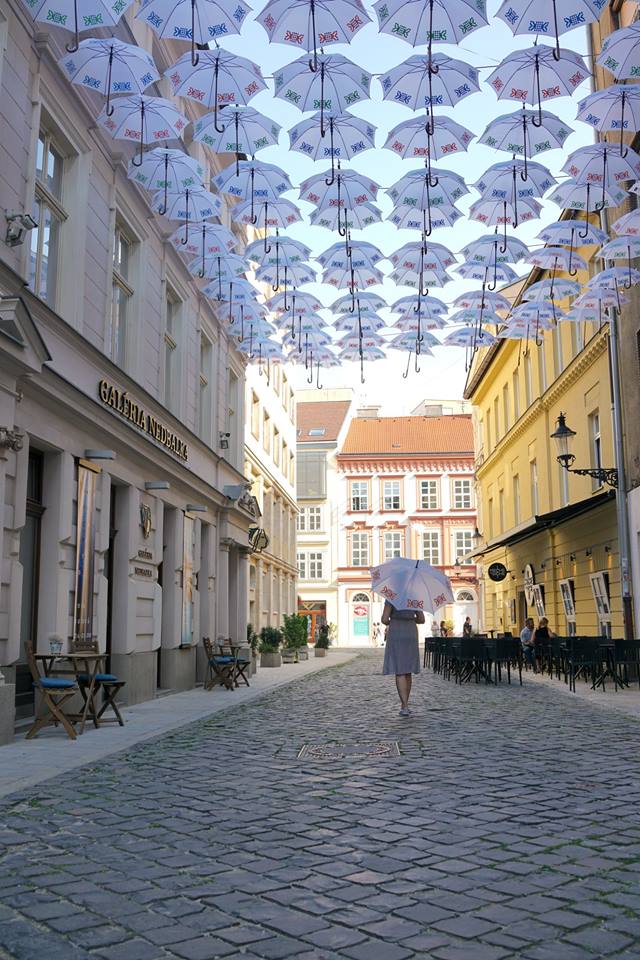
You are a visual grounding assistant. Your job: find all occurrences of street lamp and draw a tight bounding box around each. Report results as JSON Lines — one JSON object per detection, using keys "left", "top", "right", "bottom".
{"left": 550, "top": 412, "right": 618, "bottom": 489}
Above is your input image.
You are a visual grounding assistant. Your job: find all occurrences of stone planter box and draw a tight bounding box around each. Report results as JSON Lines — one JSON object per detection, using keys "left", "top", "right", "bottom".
{"left": 314, "top": 648, "right": 327, "bottom": 658}
{"left": 260, "top": 652, "right": 281, "bottom": 668}
{"left": 298, "top": 647, "right": 309, "bottom": 661}
{"left": 281, "top": 649, "right": 296, "bottom": 664}
{"left": 250, "top": 656, "right": 257, "bottom": 676}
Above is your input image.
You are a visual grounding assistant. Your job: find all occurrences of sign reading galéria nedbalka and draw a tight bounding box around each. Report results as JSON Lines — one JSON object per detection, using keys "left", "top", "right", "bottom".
{"left": 98, "top": 379, "right": 188, "bottom": 461}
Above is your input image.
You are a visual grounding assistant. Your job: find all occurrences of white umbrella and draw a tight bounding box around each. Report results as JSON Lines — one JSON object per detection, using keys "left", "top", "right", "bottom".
{"left": 139, "top": 0, "right": 250, "bottom": 68}
{"left": 157, "top": 188, "right": 222, "bottom": 244}
{"left": 214, "top": 160, "right": 292, "bottom": 225}
{"left": 232, "top": 199, "right": 303, "bottom": 235}
{"left": 392, "top": 293, "right": 448, "bottom": 315}
{"left": 310, "top": 204, "right": 383, "bottom": 232}
{"left": 597, "top": 23, "right": 640, "bottom": 81}
{"left": 20, "top": 0, "right": 132, "bottom": 53}
{"left": 523, "top": 245, "right": 586, "bottom": 276}
{"left": 128, "top": 148, "right": 204, "bottom": 215}
{"left": 97, "top": 95, "right": 187, "bottom": 167}
{"left": 380, "top": 53, "right": 480, "bottom": 111}
{"left": 166, "top": 50, "right": 266, "bottom": 117}
{"left": 486, "top": 44, "right": 590, "bottom": 124}
{"left": 168, "top": 222, "right": 237, "bottom": 259}
{"left": 388, "top": 204, "right": 463, "bottom": 233}
{"left": 58, "top": 39, "right": 158, "bottom": 116}
{"left": 193, "top": 106, "right": 281, "bottom": 177}
{"left": 289, "top": 112, "right": 376, "bottom": 184}
{"left": 453, "top": 290, "right": 511, "bottom": 312}
{"left": 547, "top": 179, "right": 627, "bottom": 220}
{"left": 479, "top": 108, "right": 573, "bottom": 158}
{"left": 612, "top": 209, "right": 640, "bottom": 238}
{"left": 496, "top": 0, "right": 604, "bottom": 60}
{"left": 374, "top": 0, "right": 487, "bottom": 59}
{"left": 257, "top": 0, "right": 371, "bottom": 71}
{"left": 333, "top": 292, "right": 389, "bottom": 314}
{"left": 455, "top": 261, "right": 518, "bottom": 284}
{"left": 384, "top": 115, "right": 475, "bottom": 165}
{"left": 273, "top": 52, "right": 372, "bottom": 136}
{"left": 522, "top": 277, "right": 580, "bottom": 302}
{"left": 577, "top": 86, "right": 640, "bottom": 157}
{"left": 537, "top": 219, "right": 607, "bottom": 247}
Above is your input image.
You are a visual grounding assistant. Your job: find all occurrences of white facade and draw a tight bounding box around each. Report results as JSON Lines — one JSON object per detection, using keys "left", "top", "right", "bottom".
{"left": 296, "top": 389, "right": 354, "bottom": 643}
{"left": 0, "top": 1, "right": 254, "bottom": 736}
{"left": 244, "top": 364, "right": 298, "bottom": 632}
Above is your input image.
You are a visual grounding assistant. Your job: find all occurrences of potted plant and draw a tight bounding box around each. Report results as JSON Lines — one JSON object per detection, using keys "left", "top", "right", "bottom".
{"left": 259, "top": 626, "right": 283, "bottom": 668}
{"left": 247, "top": 624, "right": 259, "bottom": 675}
{"left": 315, "top": 623, "right": 331, "bottom": 657}
{"left": 282, "top": 614, "right": 309, "bottom": 662}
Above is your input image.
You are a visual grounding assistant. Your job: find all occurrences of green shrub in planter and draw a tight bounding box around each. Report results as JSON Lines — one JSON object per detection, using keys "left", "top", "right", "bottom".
{"left": 315, "top": 624, "right": 331, "bottom": 650}
{"left": 259, "top": 626, "right": 283, "bottom": 654}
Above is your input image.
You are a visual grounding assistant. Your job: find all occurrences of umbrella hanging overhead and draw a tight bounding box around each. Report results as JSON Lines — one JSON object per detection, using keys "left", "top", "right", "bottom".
{"left": 589, "top": 266, "right": 640, "bottom": 291}
{"left": 523, "top": 245, "right": 587, "bottom": 278}
{"left": 574, "top": 288, "right": 629, "bottom": 311}
{"left": 20, "top": 0, "right": 133, "bottom": 53}
{"left": 268, "top": 290, "right": 323, "bottom": 316}
{"left": 562, "top": 143, "right": 640, "bottom": 214}
{"left": 387, "top": 167, "right": 467, "bottom": 237}
{"left": 274, "top": 53, "right": 372, "bottom": 136}
{"left": 232, "top": 199, "right": 303, "bottom": 238}
{"left": 390, "top": 241, "right": 456, "bottom": 274}
{"left": 547, "top": 179, "right": 627, "bottom": 224}
{"left": 496, "top": 0, "right": 605, "bottom": 61}
{"left": 188, "top": 253, "right": 247, "bottom": 290}
{"left": 455, "top": 261, "right": 518, "bottom": 285}
{"left": 59, "top": 39, "right": 158, "bottom": 116}
{"left": 486, "top": 43, "right": 590, "bottom": 124}
{"left": 536, "top": 219, "right": 607, "bottom": 247}
{"left": 289, "top": 112, "right": 376, "bottom": 184}
{"left": 391, "top": 293, "right": 447, "bottom": 315}
{"left": 374, "top": 0, "right": 488, "bottom": 60}
{"left": 128, "top": 148, "right": 204, "bottom": 215}
{"left": 97, "top": 94, "right": 187, "bottom": 166}
{"left": 256, "top": 262, "right": 316, "bottom": 289}
{"left": 460, "top": 233, "right": 529, "bottom": 265}
{"left": 323, "top": 264, "right": 385, "bottom": 290}
{"left": 214, "top": 159, "right": 292, "bottom": 224}
{"left": 139, "top": 0, "right": 250, "bottom": 67}
{"left": 442, "top": 327, "right": 498, "bottom": 346}
{"left": 157, "top": 187, "right": 222, "bottom": 243}
{"left": 334, "top": 313, "right": 387, "bottom": 332}
{"left": 166, "top": 51, "right": 267, "bottom": 129}
{"left": 522, "top": 277, "right": 581, "bottom": 302}
{"left": 597, "top": 22, "right": 640, "bottom": 81}
{"left": 193, "top": 106, "right": 280, "bottom": 177}
{"left": 453, "top": 290, "right": 511, "bottom": 311}
{"left": 300, "top": 166, "right": 380, "bottom": 212}
{"left": 257, "top": 0, "right": 371, "bottom": 71}
{"left": 468, "top": 196, "right": 543, "bottom": 250}
{"left": 479, "top": 107, "right": 573, "bottom": 158}
{"left": 380, "top": 53, "right": 480, "bottom": 113}
{"left": 318, "top": 240, "right": 385, "bottom": 270}
{"left": 168, "top": 222, "right": 237, "bottom": 259}
{"left": 333, "top": 291, "right": 389, "bottom": 314}
{"left": 597, "top": 237, "right": 640, "bottom": 262}
{"left": 387, "top": 204, "right": 463, "bottom": 233}
{"left": 474, "top": 158, "right": 555, "bottom": 196}
{"left": 310, "top": 203, "right": 383, "bottom": 232}
{"left": 383, "top": 115, "right": 475, "bottom": 163}
{"left": 245, "top": 235, "right": 311, "bottom": 269}
{"left": 577, "top": 85, "right": 640, "bottom": 157}
{"left": 612, "top": 209, "right": 640, "bottom": 237}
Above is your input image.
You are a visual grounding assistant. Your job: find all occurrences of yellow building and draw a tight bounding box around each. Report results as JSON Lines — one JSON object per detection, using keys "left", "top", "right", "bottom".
{"left": 464, "top": 252, "right": 623, "bottom": 639}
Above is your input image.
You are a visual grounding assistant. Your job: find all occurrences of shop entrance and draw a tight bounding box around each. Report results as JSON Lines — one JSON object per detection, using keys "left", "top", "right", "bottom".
{"left": 298, "top": 601, "right": 326, "bottom": 642}
{"left": 352, "top": 592, "right": 371, "bottom": 643}
{"left": 16, "top": 451, "right": 44, "bottom": 719}
{"left": 105, "top": 484, "right": 119, "bottom": 673}
{"left": 518, "top": 591, "right": 528, "bottom": 631}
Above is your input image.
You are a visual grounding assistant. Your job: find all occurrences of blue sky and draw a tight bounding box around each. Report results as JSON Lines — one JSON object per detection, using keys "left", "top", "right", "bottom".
{"left": 219, "top": 1, "right": 594, "bottom": 413}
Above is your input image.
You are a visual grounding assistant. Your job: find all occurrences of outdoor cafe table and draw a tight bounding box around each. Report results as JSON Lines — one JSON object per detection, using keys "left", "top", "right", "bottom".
{"left": 36, "top": 652, "right": 106, "bottom": 734}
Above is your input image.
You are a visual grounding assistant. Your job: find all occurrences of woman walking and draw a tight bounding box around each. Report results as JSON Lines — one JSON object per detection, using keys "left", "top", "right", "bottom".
{"left": 381, "top": 599, "right": 425, "bottom": 717}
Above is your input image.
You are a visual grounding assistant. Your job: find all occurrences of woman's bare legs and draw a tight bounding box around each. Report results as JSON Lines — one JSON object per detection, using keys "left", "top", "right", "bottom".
{"left": 395, "top": 673, "right": 412, "bottom": 709}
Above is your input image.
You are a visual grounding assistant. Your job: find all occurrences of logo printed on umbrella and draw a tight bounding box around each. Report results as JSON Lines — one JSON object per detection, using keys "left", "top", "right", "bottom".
{"left": 433, "top": 593, "right": 448, "bottom": 607}
{"left": 381, "top": 586, "right": 397, "bottom": 599}
{"left": 319, "top": 30, "right": 338, "bottom": 42}
{"left": 284, "top": 29, "right": 304, "bottom": 43}
{"left": 406, "top": 599, "right": 424, "bottom": 609}
{"left": 347, "top": 14, "right": 363, "bottom": 30}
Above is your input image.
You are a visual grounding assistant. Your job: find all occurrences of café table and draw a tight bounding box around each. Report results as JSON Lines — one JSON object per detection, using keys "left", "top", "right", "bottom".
{"left": 36, "top": 652, "right": 106, "bottom": 734}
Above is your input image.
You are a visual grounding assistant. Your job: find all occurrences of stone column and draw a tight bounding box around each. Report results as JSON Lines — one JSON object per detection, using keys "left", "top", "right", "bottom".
{"left": 237, "top": 546, "right": 251, "bottom": 646}
{"left": 217, "top": 537, "right": 232, "bottom": 639}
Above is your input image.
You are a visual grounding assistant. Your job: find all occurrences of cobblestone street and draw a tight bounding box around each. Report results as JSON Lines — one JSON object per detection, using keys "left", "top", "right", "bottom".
{"left": 2, "top": 652, "right": 640, "bottom": 960}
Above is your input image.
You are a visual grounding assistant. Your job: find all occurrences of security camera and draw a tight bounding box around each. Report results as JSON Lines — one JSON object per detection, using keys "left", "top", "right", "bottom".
{"left": 5, "top": 211, "right": 38, "bottom": 248}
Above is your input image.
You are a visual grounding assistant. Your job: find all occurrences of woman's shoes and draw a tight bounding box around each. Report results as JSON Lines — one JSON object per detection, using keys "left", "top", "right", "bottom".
{"left": 399, "top": 707, "right": 411, "bottom": 717}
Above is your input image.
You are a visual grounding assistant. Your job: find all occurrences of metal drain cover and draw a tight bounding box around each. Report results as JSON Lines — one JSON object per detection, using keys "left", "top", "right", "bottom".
{"left": 297, "top": 740, "right": 400, "bottom": 761}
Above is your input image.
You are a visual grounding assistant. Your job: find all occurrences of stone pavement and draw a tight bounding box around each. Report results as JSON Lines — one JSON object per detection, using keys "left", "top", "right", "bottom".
{"left": 2, "top": 652, "right": 640, "bottom": 960}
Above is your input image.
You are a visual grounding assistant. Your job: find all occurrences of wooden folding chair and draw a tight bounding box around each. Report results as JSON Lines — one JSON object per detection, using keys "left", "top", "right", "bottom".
{"left": 74, "top": 639, "right": 126, "bottom": 726}
{"left": 217, "top": 639, "right": 251, "bottom": 688}
{"left": 24, "top": 642, "right": 79, "bottom": 740}
{"left": 202, "top": 637, "right": 235, "bottom": 690}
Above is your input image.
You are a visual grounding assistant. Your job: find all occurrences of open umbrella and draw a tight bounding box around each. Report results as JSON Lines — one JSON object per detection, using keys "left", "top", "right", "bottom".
{"left": 612, "top": 209, "right": 640, "bottom": 237}
{"left": 168, "top": 222, "right": 237, "bottom": 260}
{"left": 453, "top": 290, "right": 511, "bottom": 312}
{"left": 479, "top": 107, "right": 573, "bottom": 159}
{"left": 300, "top": 166, "right": 379, "bottom": 213}
{"left": 310, "top": 203, "right": 383, "bottom": 232}
{"left": 189, "top": 253, "right": 247, "bottom": 291}
{"left": 214, "top": 160, "right": 292, "bottom": 224}
{"left": 274, "top": 52, "right": 372, "bottom": 136}
{"left": 486, "top": 44, "right": 589, "bottom": 124}
{"left": 547, "top": 179, "right": 627, "bottom": 226}
{"left": 323, "top": 264, "right": 385, "bottom": 290}
{"left": 392, "top": 293, "right": 447, "bottom": 315}
{"left": 257, "top": 0, "right": 371, "bottom": 72}
{"left": 256, "top": 262, "right": 316, "bottom": 289}
{"left": 374, "top": 0, "right": 487, "bottom": 60}
{"left": 496, "top": 0, "right": 604, "bottom": 61}
{"left": 468, "top": 196, "right": 542, "bottom": 251}
{"left": 154, "top": 187, "right": 221, "bottom": 244}
{"left": 246, "top": 235, "right": 311, "bottom": 287}
{"left": 289, "top": 112, "right": 376, "bottom": 184}
{"left": 597, "top": 22, "right": 640, "bottom": 81}
{"left": 388, "top": 166, "right": 467, "bottom": 237}
{"left": 97, "top": 94, "right": 187, "bottom": 166}
{"left": 59, "top": 38, "right": 158, "bottom": 116}
{"left": 455, "top": 261, "right": 518, "bottom": 285}
{"left": 371, "top": 557, "right": 454, "bottom": 613}
{"left": 523, "top": 245, "right": 586, "bottom": 283}
{"left": 589, "top": 266, "right": 640, "bottom": 292}
{"left": 232, "top": 199, "right": 303, "bottom": 240}
{"left": 380, "top": 53, "right": 480, "bottom": 112}
{"left": 577, "top": 85, "right": 640, "bottom": 157}
{"left": 388, "top": 204, "right": 463, "bottom": 233}
{"left": 522, "top": 277, "right": 580, "bottom": 302}
{"left": 21, "top": 0, "right": 132, "bottom": 53}
{"left": 128, "top": 148, "right": 204, "bottom": 215}
{"left": 536, "top": 219, "right": 607, "bottom": 247}
{"left": 384, "top": 115, "right": 475, "bottom": 163}
{"left": 475, "top": 157, "right": 555, "bottom": 196}
{"left": 193, "top": 106, "right": 280, "bottom": 177}
{"left": 460, "top": 233, "right": 528, "bottom": 289}
{"left": 334, "top": 291, "right": 389, "bottom": 314}
{"left": 318, "top": 241, "right": 385, "bottom": 271}
{"left": 139, "top": 0, "right": 250, "bottom": 68}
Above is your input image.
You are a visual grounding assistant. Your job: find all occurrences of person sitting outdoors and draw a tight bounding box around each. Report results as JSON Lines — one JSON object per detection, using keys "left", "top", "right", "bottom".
{"left": 462, "top": 616, "right": 473, "bottom": 638}
{"left": 520, "top": 617, "right": 536, "bottom": 670}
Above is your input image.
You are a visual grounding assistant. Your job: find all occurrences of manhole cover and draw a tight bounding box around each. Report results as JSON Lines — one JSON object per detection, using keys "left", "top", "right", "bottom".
{"left": 297, "top": 740, "right": 400, "bottom": 761}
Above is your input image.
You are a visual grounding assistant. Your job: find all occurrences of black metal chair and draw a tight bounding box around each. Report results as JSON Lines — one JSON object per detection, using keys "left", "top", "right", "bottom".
{"left": 609, "top": 638, "right": 640, "bottom": 691}
{"left": 486, "top": 635, "right": 522, "bottom": 685}
{"left": 566, "top": 636, "right": 605, "bottom": 692}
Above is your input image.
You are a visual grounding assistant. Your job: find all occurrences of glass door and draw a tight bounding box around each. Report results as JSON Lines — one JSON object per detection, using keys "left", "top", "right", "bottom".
{"left": 16, "top": 452, "right": 44, "bottom": 719}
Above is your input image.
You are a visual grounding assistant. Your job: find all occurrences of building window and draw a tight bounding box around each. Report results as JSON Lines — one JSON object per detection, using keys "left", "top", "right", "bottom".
{"left": 493, "top": 396, "right": 500, "bottom": 443}
{"left": 274, "top": 426, "right": 280, "bottom": 467}
{"left": 351, "top": 531, "right": 369, "bottom": 567}
{"left": 553, "top": 324, "right": 564, "bottom": 377}
{"left": 227, "top": 369, "right": 239, "bottom": 446}
{"left": 109, "top": 223, "right": 134, "bottom": 367}
{"left": 382, "top": 479, "right": 401, "bottom": 510}
{"left": 589, "top": 409, "right": 602, "bottom": 489}
{"left": 538, "top": 338, "right": 548, "bottom": 393}
{"left": 419, "top": 478, "right": 439, "bottom": 510}
{"left": 485, "top": 407, "right": 492, "bottom": 451}
{"left": 488, "top": 497, "right": 494, "bottom": 539}
{"left": 498, "top": 487, "right": 505, "bottom": 532}
{"left": 297, "top": 506, "right": 322, "bottom": 532}
{"left": 512, "top": 370, "right": 521, "bottom": 420}
{"left": 263, "top": 411, "right": 271, "bottom": 455}
{"left": 502, "top": 383, "right": 510, "bottom": 433}
{"left": 383, "top": 530, "right": 403, "bottom": 559}
{"left": 164, "top": 288, "right": 181, "bottom": 412}
{"left": 590, "top": 572, "right": 611, "bottom": 637}
{"left": 530, "top": 459, "right": 539, "bottom": 515}
{"left": 571, "top": 322, "right": 585, "bottom": 358}
{"left": 421, "top": 530, "right": 440, "bottom": 565}
{"left": 297, "top": 451, "right": 326, "bottom": 498}
{"left": 251, "top": 391, "right": 260, "bottom": 440}
{"left": 560, "top": 578, "right": 577, "bottom": 636}
{"left": 453, "top": 530, "right": 473, "bottom": 562}
{"left": 308, "top": 428, "right": 326, "bottom": 437}
{"left": 30, "top": 129, "right": 66, "bottom": 305}
{"left": 513, "top": 473, "right": 520, "bottom": 525}
{"left": 198, "top": 333, "right": 212, "bottom": 440}
{"left": 453, "top": 478, "right": 473, "bottom": 509}
{"left": 524, "top": 351, "right": 533, "bottom": 407}
{"left": 350, "top": 480, "right": 369, "bottom": 511}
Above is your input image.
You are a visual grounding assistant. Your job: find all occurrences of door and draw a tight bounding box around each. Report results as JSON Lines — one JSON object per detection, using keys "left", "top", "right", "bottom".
{"left": 352, "top": 592, "right": 370, "bottom": 643}
{"left": 105, "top": 484, "right": 118, "bottom": 673}
{"left": 16, "top": 452, "right": 44, "bottom": 719}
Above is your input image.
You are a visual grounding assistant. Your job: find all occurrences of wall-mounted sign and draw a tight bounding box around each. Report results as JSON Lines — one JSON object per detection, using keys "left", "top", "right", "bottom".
{"left": 488, "top": 562, "right": 508, "bottom": 582}
{"left": 134, "top": 565, "right": 155, "bottom": 579}
{"left": 98, "top": 379, "right": 188, "bottom": 461}
{"left": 249, "top": 527, "right": 269, "bottom": 552}
{"left": 354, "top": 604, "right": 368, "bottom": 617}
{"left": 523, "top": 563, "right": 535, "bottom": 605}
{"left": 140, "top": 502, "right": 152, "bottom": 539}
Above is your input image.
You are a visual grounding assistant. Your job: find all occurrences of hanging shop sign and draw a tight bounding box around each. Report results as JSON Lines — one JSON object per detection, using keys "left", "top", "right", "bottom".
{"left": 98, "top": 379, "right": 188, "bottom": 461}
{"left": 488, "top": 562, "right": 508, "bottom": 582}
{"left": 523, "top": 563, "right": 535, "bottom": 605}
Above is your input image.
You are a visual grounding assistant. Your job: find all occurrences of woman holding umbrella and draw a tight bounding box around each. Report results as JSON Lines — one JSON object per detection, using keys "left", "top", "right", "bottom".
{"left": 381, "top": 599, "right": 424, "bottom": 717}
{"left": 372, "top": 557, "right": 454, "bottom": 718}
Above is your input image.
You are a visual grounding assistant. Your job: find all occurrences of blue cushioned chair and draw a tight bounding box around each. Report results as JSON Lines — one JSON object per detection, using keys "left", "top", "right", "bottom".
{"left": 25, "top": 642, "right": 78, "bottom": 740}
{"left": 76, "top": 670, "right": 126, "bottom": 726}
{"left": 202, "top": 637, "right": 236, "bottom": 690}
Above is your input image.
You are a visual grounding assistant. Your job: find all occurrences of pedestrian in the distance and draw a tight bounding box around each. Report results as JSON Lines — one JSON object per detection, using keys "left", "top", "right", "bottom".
{"left": 520, "top": 617, "right": 536, "bottom": 670}
{"left": 440, "top": 620, "right": 448, "bottom": 637}
{"left": 372, "top": 622, "right": 381, "bottom": 646}
{"left": 462, "top": 616, "right": 473, "bottom": 638}
{"left": 381, "top": 599, "right": 425, "bottom": 717}
{"left": 431, "top": 619, "right": 440, "bottom": 638}
{"left": 531, "top": 616, "right": 555, "bottom": 673}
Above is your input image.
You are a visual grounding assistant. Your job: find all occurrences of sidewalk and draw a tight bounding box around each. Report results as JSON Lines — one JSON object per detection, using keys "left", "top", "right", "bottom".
{"left": 523, "top": 666, "right": 640, "bottom": 721}
{"left": 0, "top": 649, "right": 358, "bottom": 799}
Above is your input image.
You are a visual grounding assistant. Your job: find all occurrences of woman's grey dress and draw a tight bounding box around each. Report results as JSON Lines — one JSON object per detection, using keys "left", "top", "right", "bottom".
{"left": 383, "top": 609, "right": 421, "bottom": 675}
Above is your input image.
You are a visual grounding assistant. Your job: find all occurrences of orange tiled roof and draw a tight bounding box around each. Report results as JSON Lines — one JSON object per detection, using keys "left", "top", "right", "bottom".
{"left": 340, "top": 415, "right": 473, "bottom": 456}
{"left": 297, "top": 400, "right": 352, "bottom": 443}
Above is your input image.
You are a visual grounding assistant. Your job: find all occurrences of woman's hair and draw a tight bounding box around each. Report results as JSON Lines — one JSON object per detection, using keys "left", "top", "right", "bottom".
{"left": 539, "top": 617, "right": 548, "bottom": 626}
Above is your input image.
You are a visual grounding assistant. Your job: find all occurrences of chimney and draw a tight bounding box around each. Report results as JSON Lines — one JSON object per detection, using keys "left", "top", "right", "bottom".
{"left": 356, "top": 405, "right": 381, "bottom": 419}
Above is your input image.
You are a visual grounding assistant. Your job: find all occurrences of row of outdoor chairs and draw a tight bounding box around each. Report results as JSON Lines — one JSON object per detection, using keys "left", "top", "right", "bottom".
{"left": 529, "top": 636, "right": 640, "bottom": 692}
{"left": 425, "top": 635, "right": 522, "bottom": 686}
{"left": 202, "top": 637, "right": 250, "bottom": 691}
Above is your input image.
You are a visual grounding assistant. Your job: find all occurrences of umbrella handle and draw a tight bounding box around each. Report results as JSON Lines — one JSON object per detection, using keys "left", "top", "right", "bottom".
{"left": 499, "top": 203, "right": 508, "bottom": 253}
{"left": 263, "top": 202, "right": 271, "bottom": 254}
{"left": 191, "top": 0, "right": 200, "bottom": 66}
{"left": 131, "top": 100, "right": 145, "bottom": 168}
{"left": 426, "top": 150, "right": 439, "bottom": 189}
{"left": 415, "top": 346, "right": 421, "bottom": 374}
{"left": 487, "top": 247, "right": 498, "bottom": 291}
{"left": 325, "top": 120, "right": 336, "bottom": 186}
{"left": 402, "top": 346, "right": 411, "bottom": 379}
{"left": 619, "top": 91, "right": 628, "bottom": 159}
{"left": 105, "top": 46, "right": 115, "bottom": 117}
{"left": 180, "top": 187, "right": 190, "bottom": 244}
{"left": 272, "top": 252, "right": 280, "bottom": 292}
{"left": 250, "top": 167, "right": 257, "bottom": 224}
{"left": 298, "top": 313, "right": 302, "bottom": 353}
{"left": 531, "top": 54, "right": 543, "bottom": 128}
{"left": 307, "top": 350, "right": 314, "bottom": 383}
{"left": 338, "top": 201, "right": 348, "bottom": 239}
{"left": 308, "top": 0, "right": 318, "bottom": 72}
{"left": 319, "top": 63, "right": 326, "bottom": 137}
{"left": 625, "top": 249, "right": 633, "bottom": 289}
{"left": 65, "top": 0, "right": 80, "bottom": 53}
{"left": 567, "top": 227, "right": 578, "bottom": 277}
{"left": 158, "top": 153, "right": 169, "bottom": 216}
{"left": 423, "top": 198, "right": 432, "bottom": 240}
{"left": 594, "top": 148, "right": 607, "bottom": 212}
{"left": 234, "top": 112, "right": 240, "bottom": 176}
{"left": 316, "top": 359, "right": 322, "bottom": 390}
{"left": 578, "top": 183, "right": 591, "bottom": 239}
{"left": 214, "top": 60, "right": 225, "bottom": 133}
{"left": 360, "top": 351, "right": 365, "bottom": 384}
{"left": 551, "top": 0, "right": 561, "bottom": 61}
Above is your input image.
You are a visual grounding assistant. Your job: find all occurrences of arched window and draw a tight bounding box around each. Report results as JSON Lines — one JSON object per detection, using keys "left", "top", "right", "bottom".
{"left": 457, "top": 590, "right": 476, "bottom": 602}
{"left": 353, "top": 592, "right": 370, "bottom": 602}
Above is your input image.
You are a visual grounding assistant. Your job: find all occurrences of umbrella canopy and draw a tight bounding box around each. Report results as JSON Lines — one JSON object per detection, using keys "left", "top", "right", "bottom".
{"left": 390, "top": 241, "right": 456, "bottom": 273}
{"left": 383, "top": 115, "right": 475, "bottom": 162}
{"left": 523, "top": 245, "right": 587, "bottom": 274}
{"left": 380, "top": 53, "right": 480, "bottom": 111}
{"left": 455, "top": 261, "right": 518, "bottom": 284}
{"left": 257, "top": 0, "right": 371, "bottom": 69}
{"left": 589, "top": 266, "right": 640, "bottom": 289}
{"left": 597, "top": 22, "right": 640, "bottom": 81}
{"left": 188, "top": 253, "right": 247, "bottom": 286}
{"left": 548, "top": 179, "right": 627, "bottom": 217}
{"left": 474, "top": 159, "right": 556, "bottom": 198}
{"left": 453, "top": 290, "right": 511, "bottom": 312}
{"left": 597, "top": 237, "right": 640, "bottom": 261}
{"left": 153, "top": 187, "right": 221, "bottom": 222}
{"left": 59, "top": 38, "right": 158, "bottom": 116}
{"left": 496, "top": 0, "right": 604, "bottom": 59}
{"left": 486, "top": 44, "right": 590, "bottom": 116}
{"left": 215, "top": 160, "right": 292, "bottom": 225}
{"left": 388, "top": 204, "right": 463, "bottom": 233}
{"left": 299, "top": 167, "right": 380, "bottom": 209}
{"left": 468, "top": 196, "right": 542, "bottom": 235}
{"left": 233, "top": 198, "right": 302, "bottom": 231}
{"left": 536, "top": 219, "right": 607, "bottom": 247}
{"left": 97, "top": 95, "right": 187, "bottom": 166}
{"left": 449, "top": 307, "right": 504, "bottom": 327}
{"left": 256, "top": 262, "right": 316, "bottom": 288}
{"left": 391, "top": 293, "right": 448, "bottom": 314}
{"left": 128, "top": 147, "right": 204, "bottom": 215}
{"left": 577, "top": 85, "right": 640, "bottom": 156}
{"left": 612, "top": 210, "right": 640, "bottom": 237}
{"left": 140, "top": 0, "right": 250, "bottom": 67}
{"left": 373, "top": 0, "right": 487, "bottom": 52}
{"left": 21, "top": 0, "right": 133, "bottom": 53}
{"left": 442, "top": 327, "right": 497, "bottom": 346}
{"left": 334, "top": 314, "right": 387, "bottom": 332}
{"left": 289, "top": 112, "right": 376, "bottom": 183}
{"left": 574, "top": 288, "right": 629, "bottom": 310}
{"left": 168, "top": 222, "right": 237, "bottom": 257}
{"left": 323, "top": 264, "right": 385, "bottom": 289}
{"left": 317, "top": 241, "right": 385, "bottom": 270}
{"left": 310, "top": 204, "right": 383, "bottom": 231}
{"left": 522, "top": 278, "right": 581, "bottom": 302}
{"left": 268, "top": 291, "right": 324, "bottom": 315}
{"left": 390, "top": 312, "right": 448, "bottom": 331}
{"left": 274, "top": 52, "right": 372, "bottom": 134}
{"left": 166, "top": 50, "right": 266, "bottom": 113}
{"left": 333, "top": 292, "right": 389, "bottom": 314}
{"left": 511, "top": 302, "right": 559, "bottom": 322}
{"left": 193, "top": 107, "right": 280, "bottom": 176}
{"left": 479, "top": 108, "right": 573, "bottom": 157}
{"left": 563, "top": 143, "right": 640, "bottom": 186}
{"left": 245, "top": 235, "right": 311, "bottom": 266}
{"left": 461, "top": 233, "right": 529, "bottom": 264}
